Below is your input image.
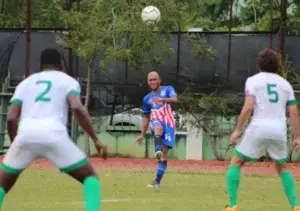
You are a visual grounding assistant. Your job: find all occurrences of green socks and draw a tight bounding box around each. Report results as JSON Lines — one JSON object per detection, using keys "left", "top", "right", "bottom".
{"left": 280, "top": 171, "right": 299, "bottom": 208}
{"left": 83, "top": 176, "right": 101, "bottom": 211}
{"left": 0, "top": 178, "right": 101, "bottom": 210}
{"left": 226, "top": 165, "right": 241, "bottom": 207}
{"left": 226, "top": 167, "right": 299, "bottom": 208}
{"left": 0, "top": 188, "right": 5, "bottom": 208}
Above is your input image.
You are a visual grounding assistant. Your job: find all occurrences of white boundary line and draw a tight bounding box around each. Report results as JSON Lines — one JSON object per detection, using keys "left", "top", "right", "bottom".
{"left": 22, "top": 198, "right": 130, "bottom": 206}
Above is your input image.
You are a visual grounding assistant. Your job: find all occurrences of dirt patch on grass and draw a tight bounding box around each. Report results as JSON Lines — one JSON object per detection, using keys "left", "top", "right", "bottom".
{"left": 1, "top": 155, "right": 299, "bottom": 177}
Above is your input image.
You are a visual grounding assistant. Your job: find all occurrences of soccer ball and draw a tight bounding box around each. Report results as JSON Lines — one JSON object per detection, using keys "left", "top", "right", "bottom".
{"left": 141, "top": 6, "right": 161, "bottom": 25}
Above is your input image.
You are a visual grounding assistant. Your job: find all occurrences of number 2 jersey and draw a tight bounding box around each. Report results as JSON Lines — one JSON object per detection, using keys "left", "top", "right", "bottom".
{"left": 245, "top": 72, "right": 297, "bottom": 129}
{"left": 9, "top": 70, "right": 80, "bottom": 131}
{"left": 142, "top": 86, "right": 177, "bottom": 129}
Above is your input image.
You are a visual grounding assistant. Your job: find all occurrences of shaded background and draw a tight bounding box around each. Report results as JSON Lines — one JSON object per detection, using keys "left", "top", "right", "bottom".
{"left": 1, "top": 31, "right": 300, "bottom": 116}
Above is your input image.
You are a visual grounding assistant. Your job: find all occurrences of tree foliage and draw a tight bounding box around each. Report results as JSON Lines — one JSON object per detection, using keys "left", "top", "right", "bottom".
{"left": 2, "top": 0, "right": 300, "bottom": 159}
{"left": 53, "top": 0, "right": 217, "bottom": 155}
{"left": 179, "top": 91, "right": 243, "bottom": 160}
{"left": 1, "top": 0, "right": 300, "bottom": 31}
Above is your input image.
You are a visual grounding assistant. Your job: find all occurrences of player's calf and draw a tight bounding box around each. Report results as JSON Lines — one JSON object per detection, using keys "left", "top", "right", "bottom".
{"left": 275, "top": 162, "right": 300, "bottom": 209}
{"left": 225, "top": 155, "right": 245, "bottom": 209}
{"left": 148, "top": 145, "right": 169, "bottom": 188}
{"left": 153, "top": 125, "right": 163, "bottom": 161}
{"left": 66, "top": 162, "right": 102, "bottom": 211}
{"left": 0, "top": 166, "right": 22, "bottom": 208}
{"left": 147, "top": 160, "right": 167, "bottom": 188}
{"left": 154, "top": 136, "right": 163, "bottom": 161}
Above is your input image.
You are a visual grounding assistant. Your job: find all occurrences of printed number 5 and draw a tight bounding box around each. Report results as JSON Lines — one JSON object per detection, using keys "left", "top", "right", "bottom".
{"left": 267, "top": 83, "right": 278, "bottom": 103}
{"left": 35, "top": 80, "right": 52, "bottom": 102}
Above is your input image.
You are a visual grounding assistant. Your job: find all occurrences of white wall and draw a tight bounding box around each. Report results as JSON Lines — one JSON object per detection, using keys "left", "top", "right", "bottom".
{"left": 185, "top": 115, "right": 203, "bottom": 160}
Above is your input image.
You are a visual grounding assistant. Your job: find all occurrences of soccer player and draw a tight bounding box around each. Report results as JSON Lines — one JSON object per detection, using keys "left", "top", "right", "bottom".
{"left": 223, "top": 48, "right": 300, "bottom": 211}
{"left": 136, "top": 71, "right": 178, "bottom": 188}
{"left": 0, "top": 48, "right": 108, "bottom": 211}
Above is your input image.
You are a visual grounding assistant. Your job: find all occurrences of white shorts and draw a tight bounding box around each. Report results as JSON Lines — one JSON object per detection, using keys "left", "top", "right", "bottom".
{"left": 1, "top": 119, "right": 87, "bottom": 175}
{"left": 235, "top": 122, "right": 287, "bottom": 163}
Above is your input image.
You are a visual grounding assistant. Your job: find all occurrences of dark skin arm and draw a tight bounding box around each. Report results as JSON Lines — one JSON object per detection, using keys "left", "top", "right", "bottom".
{"left": 288, "top": 105, "right": 300, "bottom": 138}
{"left": 68, "top": 95, "right": 108, "bottom": 159}
{"left": 152, "top": 97, "right": 178, "bottom": 105}
{"left": 288, "top": 105, "right": 300, "bottom": 151}
{"left": 141, "top": 115, "right": 150, "bottom": 136}
{"left": 229, "top": 96, "right": 255, "bottom": 144}
{"left": 7, "top": 104, "right": 21, "bottom": 143}
{"left": 235, "top": 96, "right": 255, "bottom": 131}
{"left": 136, "top": 115, "right": 150, "bottom": 144}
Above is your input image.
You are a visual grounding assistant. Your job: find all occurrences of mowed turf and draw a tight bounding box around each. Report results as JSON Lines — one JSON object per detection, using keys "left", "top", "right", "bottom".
{"left": 2, "top": 166, "right": 298, "bottom": 211}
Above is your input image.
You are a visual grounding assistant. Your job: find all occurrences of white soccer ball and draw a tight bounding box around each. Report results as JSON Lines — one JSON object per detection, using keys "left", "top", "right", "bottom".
{"left": 141, "top": 6, "right": 161, "bottom": 25}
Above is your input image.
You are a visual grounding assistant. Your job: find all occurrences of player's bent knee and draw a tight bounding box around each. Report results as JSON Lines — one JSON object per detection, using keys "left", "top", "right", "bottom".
{"left": 274, "top": 158, "right": 287, "bottom": 165}
{"left": 60, "top": 157, "right": 89, "bottom": 173}
{"left": 66, "top": 162, "right": 98, "bottom": 184}
{"left": 0, "top": 163, "right": 23, "bottom": 176}
{"left": 275, "top": 162, "right": 287, "bottom": 174}
{"left": 0, "top": 166, "right": 20, "bottom": 193}
{"left": 162, "top": 145, "right": 169, "bottom": 156}
{"left": 230, "top": 156, "right": 245, "bottom": 167}
{"left": 234, "top": 149, "right": 258, "bottom": 163}
{"left": 162, "top": 145, "right": 169, "bottom": 151}
{"left": 154, "top": 125, "right": 163, "bottom": 136}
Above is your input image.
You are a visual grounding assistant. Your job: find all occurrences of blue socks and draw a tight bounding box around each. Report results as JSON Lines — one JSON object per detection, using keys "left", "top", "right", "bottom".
{"left": 155, "top": 161, "right": 167, "bottom": 184}
{"left": 154, "top": 135, "right": 163, "bottom": 152}
{"left": 155, "top": 145, "right": 162, "bottom": 153}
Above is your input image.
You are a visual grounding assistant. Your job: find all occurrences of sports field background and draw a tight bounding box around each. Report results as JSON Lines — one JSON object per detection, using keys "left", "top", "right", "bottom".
{"left": 4, "top": 157, "right": 300, "bottom": 211}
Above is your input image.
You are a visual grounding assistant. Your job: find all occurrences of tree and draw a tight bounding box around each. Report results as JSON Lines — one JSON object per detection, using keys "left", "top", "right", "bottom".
{"left": 57, "top": 0, "right": 121, "bottom": 155}
{"left": 179, "top": 91, "right": 243, "bottom": 160}
{"left": 0, "top": 0, "right": 235, "bottom": 30}
{"left": 0, "top": 0, "right": 24, "bottom": 27}
{"left": 280, "top": 52, "right": 300, "bottom": 162}
{"left": 56, "top": 0, "right": 216, "bottom": 155}
{"left": 234, "top": 0, "right": 300, "bottom": 31}
{"left": 0, "top": 0, "right": 63, "bottom": 28}
{"left": 179, "top": 51, "right": 300, "bottom": 162}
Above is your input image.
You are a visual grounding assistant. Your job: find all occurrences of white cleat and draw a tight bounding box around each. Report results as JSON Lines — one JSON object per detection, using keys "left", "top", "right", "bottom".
{"left": 147, "top": 181, "right": 159, "bottom": 188}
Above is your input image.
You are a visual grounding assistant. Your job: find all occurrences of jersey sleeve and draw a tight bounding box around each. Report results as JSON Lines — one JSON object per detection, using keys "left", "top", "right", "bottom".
{"left": 167, "top": 86, "right": 177, "bottom": 98}
{"left": 245, "top": 78, "right": 256, "bottom": 97}
{"left": 9, "top": 83, "right": 24, "bottom": 105}
{"left": 287, "top": 84, "right": 297, "bottom": 105}
{"left": 67, "top": 79, "right": 81, "bottom": 97}
{"left": 141, "top": 96, "right": 151, "bottom": 116}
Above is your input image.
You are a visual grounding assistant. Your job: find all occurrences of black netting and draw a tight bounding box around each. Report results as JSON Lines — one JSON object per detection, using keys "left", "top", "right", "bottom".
{"left": 1, "top": 31, "right": 299, "bottom": 117}
{"left": 0, "top": 32, "right": 21, "bottom": 82}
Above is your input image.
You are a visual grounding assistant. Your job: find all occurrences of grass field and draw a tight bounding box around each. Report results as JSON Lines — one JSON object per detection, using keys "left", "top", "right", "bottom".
{"left": 2, "top": 158, "right": 300, "bottom": 211}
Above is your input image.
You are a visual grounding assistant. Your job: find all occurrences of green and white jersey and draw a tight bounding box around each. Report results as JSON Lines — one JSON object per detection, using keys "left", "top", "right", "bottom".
{"left": 9, "top": 70, "right": 80, "bottom": 128}
{"left": 245, "top": 72, "right": 297, "bottom": 126}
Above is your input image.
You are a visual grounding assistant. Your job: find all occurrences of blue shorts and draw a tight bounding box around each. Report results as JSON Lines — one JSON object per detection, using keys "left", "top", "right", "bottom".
{"left": 150, "top": 120, "right": 175, "bottom": 148}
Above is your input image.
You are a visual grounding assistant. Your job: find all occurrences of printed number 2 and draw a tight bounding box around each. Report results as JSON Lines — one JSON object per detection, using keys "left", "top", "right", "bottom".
{"left": 35, "top": 80, "right": 52, "bottom": 102}
{"left": 267, "top": 83, "right": 279, "bottom": 103}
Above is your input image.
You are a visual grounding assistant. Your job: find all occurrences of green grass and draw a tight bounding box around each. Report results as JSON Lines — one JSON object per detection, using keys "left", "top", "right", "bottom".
{"left": 2, "top": 168, "right": 297, "bottom": 211}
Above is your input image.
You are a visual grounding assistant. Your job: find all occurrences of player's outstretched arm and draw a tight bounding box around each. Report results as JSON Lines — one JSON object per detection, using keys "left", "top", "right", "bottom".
{"left": 7, "top": 104, "right": 21, "bottom": 143}
{"left": 161, "top": 97, "right": 178, "bottom": 104}
{"left": 68, "top": 95, "right": 108, "bottom": 159}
